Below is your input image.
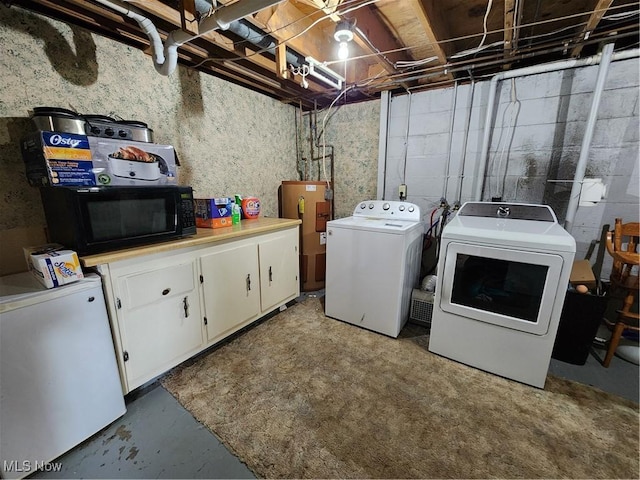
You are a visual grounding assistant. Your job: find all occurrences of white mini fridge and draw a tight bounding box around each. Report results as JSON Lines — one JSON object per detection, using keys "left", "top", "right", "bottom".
{"left": 0, "top": 272, "right": 126, "bottom": 479}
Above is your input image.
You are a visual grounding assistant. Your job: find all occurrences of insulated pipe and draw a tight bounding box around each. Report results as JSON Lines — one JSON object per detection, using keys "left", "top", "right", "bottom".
{"left": 474, "top": 47, "right": 640, "bottom": 201}
{"left": 96, "top": 0, "right": 283, "bottom": 76}
{"left": 564, "top": 42, "right": 615, "bottom": 233}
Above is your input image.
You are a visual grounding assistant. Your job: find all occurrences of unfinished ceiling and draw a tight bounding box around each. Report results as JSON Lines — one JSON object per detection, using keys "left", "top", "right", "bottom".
{"left": 7, "top": 0, "right": 640, "bottom": 108}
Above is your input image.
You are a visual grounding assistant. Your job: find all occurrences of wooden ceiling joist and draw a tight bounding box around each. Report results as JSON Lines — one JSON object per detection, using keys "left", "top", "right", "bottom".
{"left": 570, "top": 0, "right": 615, "bottom": 57}
{"left": 349, "top": 4, "right": 412, "bottom": 74}
{"left": 409, "top": 0, "right": 454, "bottom": 80}
{"left": 504, "top": 0, "right": 515, "bottom": 55}
{"left": 178, "top": 0, "right": 199, "bottom": 35}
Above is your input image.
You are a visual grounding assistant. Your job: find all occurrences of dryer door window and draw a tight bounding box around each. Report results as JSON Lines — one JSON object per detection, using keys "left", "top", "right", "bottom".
{"left": 450, "top": 254, "right": 548, "bottom": 323}
{"left": 440, "top": 242, "right": 564, "bottom": 335}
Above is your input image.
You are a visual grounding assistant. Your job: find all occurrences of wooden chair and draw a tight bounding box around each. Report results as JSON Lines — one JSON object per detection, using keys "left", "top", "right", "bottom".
{"left": 603, "top": 218, "right": 640, "bottom": 367}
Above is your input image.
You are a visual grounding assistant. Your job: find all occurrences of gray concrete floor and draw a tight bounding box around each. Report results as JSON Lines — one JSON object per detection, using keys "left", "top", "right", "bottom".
{"left": 31, "top": 293, "right": 638, "bottom": 480}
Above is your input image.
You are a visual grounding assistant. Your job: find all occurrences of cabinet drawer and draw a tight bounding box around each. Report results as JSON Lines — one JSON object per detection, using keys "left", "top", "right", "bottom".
{"left": 124, "top": 262, "right": 195, "bottom": 310}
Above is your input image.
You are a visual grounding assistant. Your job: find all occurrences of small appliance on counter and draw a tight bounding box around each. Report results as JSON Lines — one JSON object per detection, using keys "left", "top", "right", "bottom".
{"left": 29, "top": 106, "right": 154, "bottom": 143}
{"left": 21, "top": 131, "right": 177, "bottom": 187}
{"left": 22, "top": 107, "right": 178, "bottom": 187}
{"left": 40, "top": 185, "right": 197, "bottom": 255}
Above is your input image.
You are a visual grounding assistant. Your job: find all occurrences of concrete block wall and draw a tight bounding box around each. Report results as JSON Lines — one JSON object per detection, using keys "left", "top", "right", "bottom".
{"left": 382, "top": 56, "right": 639, "bottom": 280}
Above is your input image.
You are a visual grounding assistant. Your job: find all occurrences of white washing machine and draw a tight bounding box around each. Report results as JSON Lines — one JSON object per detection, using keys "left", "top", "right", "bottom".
{"left": 325, "top": 200, "right": 423, "bottom": 337}
{"left": 428, "top": 202, "right": 576, "bottom": 388}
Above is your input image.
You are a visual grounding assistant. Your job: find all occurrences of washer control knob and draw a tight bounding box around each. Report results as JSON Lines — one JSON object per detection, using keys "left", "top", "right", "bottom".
{"left": 399, "top": 205, "right": 405, "bottom": 211}
{"left": 382, "top": 203, "right": 390, "bottom": 210}
{"left": 369, "top": 203, "right": 374, "bottom": 209}
{"left": 360, "top": 203, "right": 366, "bottom": 209}
{"left": 408, "top": 206, "right": 415, "bottom": 212}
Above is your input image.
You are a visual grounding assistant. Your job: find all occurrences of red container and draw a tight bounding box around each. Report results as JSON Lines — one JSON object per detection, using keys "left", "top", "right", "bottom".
{"left": 241, "top": 197, "right": 260, "bottom": 219}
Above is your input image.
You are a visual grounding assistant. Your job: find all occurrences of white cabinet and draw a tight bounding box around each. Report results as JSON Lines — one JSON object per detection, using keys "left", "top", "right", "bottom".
{"left": 200, "top": 227, "right": 299, "bottom": 344}
{"left": 200, "top": 241, "right": 261, "bottom": 343}
{"left": 96, "top": 223, "right": 300, "bottom": 393}
{"left": 259, "top": 229, "right": 299, "bottom": 312}
{"left": 112, "top": 258, "right": 204, "bottom": 392}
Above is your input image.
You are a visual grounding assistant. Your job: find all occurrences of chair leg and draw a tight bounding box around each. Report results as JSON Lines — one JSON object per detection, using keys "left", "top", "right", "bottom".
{"left": 603, "top": 322, "right": 626, "bottom": 367}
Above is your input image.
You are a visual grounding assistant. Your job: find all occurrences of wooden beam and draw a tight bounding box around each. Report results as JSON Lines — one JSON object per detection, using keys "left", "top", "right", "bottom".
{"left": 254, "top": 2, "right": 370, "bottom": 87}
{"left": 349, "top": 4, "right": 411, "bottom": 75}
{"left": 571, "top": 0, "right": 614, "bottom": 57}
{"left": 297, "top": 0, "right": 343, "bottom": 21}
{"left": 504, "top": 0, "right": 515, "bottom": 55}
{"left": 178, "top": 0, "right": 199, "bottom": 36}
{"left": 255, "top": 1, "right": 328, "bottom": 62}
{"left": 409, "top": 0, "right": 454, "bottom": 80}
{"left": 276, "top": 43, "right": 291, "bottom": 79}
{"left": 503, "top": 0, "right": 523, "bottom": 69}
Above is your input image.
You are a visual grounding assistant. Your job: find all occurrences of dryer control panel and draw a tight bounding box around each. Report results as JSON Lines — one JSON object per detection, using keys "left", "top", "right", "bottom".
{"left": 353, "top": 200, "right": 421, "bottom": 222}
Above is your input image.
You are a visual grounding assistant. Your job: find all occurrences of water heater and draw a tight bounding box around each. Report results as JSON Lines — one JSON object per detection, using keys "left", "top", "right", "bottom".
{"left": 279, "top": 181, "right": 331, "bottom": 291}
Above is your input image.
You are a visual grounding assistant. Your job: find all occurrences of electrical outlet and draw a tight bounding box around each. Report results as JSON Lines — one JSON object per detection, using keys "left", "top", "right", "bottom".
{"left": 399, "top": 184, "right": 407, "bottom": 199}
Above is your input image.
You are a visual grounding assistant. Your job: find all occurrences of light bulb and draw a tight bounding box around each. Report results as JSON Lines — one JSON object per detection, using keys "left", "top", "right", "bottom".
{"left": 338, "top": 41, "right": 349, "bottom": 60}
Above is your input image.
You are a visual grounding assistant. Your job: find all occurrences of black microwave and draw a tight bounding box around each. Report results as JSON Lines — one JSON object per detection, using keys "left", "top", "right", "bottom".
{"left": 40, "top": 186, "right": 197, "bottom": 255}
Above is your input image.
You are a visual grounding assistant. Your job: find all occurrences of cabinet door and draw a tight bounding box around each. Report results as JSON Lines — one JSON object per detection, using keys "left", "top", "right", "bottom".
{"left": 259, "top": 229, "right": 299, "bottom": 312}
{"left": 118, "top": 261, "right": 203, "bottom": 391}
{"left": 200, "top": 242, "right": 260, "bottom": 343}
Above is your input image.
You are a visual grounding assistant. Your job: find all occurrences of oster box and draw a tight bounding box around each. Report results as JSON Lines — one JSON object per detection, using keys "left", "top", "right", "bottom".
{"left": 21, "top": 131, "right": 178, "bottom": 187}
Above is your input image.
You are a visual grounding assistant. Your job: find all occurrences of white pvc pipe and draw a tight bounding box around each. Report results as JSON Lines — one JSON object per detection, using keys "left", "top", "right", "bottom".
{"left": 563, "top": 42, "right": 615, "bottom": 232}
{"left": 93, "top": 0, "right": 165, "bottom": 66}
{"left": 96, "top": 0, "right": 283, "bottom": 76}
{"left": 442, "top": 82, "right": 458, "bottom": 202}
{"left": 474, "top": 47, "right": 640, "bottom": 201}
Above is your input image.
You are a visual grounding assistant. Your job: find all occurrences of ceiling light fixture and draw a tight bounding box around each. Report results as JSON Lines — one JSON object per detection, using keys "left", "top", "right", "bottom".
{"left": 334, "top": 19, "right": 354, "bottom": 60}
{"left": 305, "top": 56, "right": 345, "bottom": 90}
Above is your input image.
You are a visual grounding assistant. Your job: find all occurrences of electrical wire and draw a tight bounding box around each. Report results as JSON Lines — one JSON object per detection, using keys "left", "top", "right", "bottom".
{"left": 181, "top": 0, "right": 639, "bottom": 92}
{"left": 322, "top": 2, "right": 638, "bottom": 68}
{"left": 475, "top": 0, "right": 495, "bottom": 54}
{"left": 320, "top": 85, "right": 355, "bottom": 188}
{"left": 350, "top": 23, "right": 638, "bottom": 91}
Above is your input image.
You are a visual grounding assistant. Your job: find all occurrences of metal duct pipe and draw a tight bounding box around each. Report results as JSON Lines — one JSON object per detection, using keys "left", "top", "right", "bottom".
{"left": 95, "top": 0, "right": 284, "bottom": 76}
{"left": 563, "top": 42, "right": 615, "bottom": 232}
{"left": 226, "top": 20, "right": 306, "bottom": 67}
{"left": 474, "top": 46, "right": 640, "bottom": 201}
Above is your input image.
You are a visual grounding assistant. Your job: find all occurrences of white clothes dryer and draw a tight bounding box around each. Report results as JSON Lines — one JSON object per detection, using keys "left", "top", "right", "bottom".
{"left": 325, "top": 200, "right": 423, "bottom": 337}
{"left": 428, "top": 202, "right": 576, "bottom": 388}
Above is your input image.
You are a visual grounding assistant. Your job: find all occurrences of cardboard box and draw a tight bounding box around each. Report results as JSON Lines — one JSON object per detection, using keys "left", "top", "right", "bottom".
{"left": 195, "top": 198, "right": 233, "bottom": 228}
{"left": 21, "top": 131, "right": 178, "bottom": 187}
{"left": 570, "top": 259, "right": 597, "bottom": 290}
{"left": 24, "top": 243, "right": 84, "bottom": 289}
{"left": 197, "top": 217, "right": 235, "bottom": 229}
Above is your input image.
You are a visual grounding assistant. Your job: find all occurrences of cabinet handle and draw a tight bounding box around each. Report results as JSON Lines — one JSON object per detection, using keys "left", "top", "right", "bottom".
{"left": 183, "top": 296, "right": 189, "bottom": 317}
{"left": 162, "top": 288, "right": 171, "bottom": 296}
{"left": 88, "top": 296, "right": 95, "bottom": 302}
{"left": 246, "top": 273, "right": 251, "bottom": 291}
{"left": 269, "top": 266, "right": 273, "bottom": 283}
